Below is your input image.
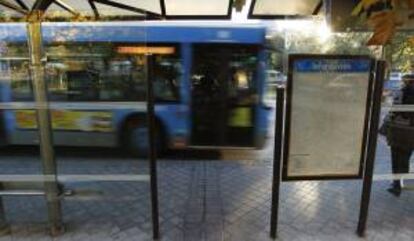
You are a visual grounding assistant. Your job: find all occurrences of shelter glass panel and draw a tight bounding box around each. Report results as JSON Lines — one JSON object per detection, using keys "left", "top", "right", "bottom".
{"left": 251, "top": 0, "right": 321, "bottom": 16}
{"left": 165, "top": 0, "right": 231, "bottom": 16}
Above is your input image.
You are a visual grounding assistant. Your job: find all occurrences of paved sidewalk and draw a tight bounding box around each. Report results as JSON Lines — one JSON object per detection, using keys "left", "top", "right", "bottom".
{"left": 0, "top": 136, "right": 412, "bottom": 241}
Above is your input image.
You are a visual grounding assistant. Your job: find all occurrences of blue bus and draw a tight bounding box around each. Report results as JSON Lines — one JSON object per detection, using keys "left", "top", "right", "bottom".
{"left": 0, "top": 22, "right": 271, "bottom": 156}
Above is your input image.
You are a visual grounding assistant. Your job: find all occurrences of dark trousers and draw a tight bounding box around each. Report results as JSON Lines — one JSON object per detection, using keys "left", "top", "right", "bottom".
{"left": 391, "top": 147, "right": 412, "bottom": 187}
{"left": 0, "top": 183, "right": 9, "bottom": 235}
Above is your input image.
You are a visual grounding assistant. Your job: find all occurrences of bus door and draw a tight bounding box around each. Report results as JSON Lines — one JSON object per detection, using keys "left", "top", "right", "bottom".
{"left": 191, "top": 44, "right": 258, "bottom": 147}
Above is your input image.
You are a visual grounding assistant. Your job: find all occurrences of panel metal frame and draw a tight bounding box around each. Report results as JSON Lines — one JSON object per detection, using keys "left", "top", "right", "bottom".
{"left": 0, "top": 0, "right": 235, "bottom": 21}
{"left": 357, "top": 60, "right": 386, "bottom": 237}
{"left": 270, "top": 87, "right": 285, "bottom": 239}
{"left": 282, "top": 54, "right": 375, "bottom": 181}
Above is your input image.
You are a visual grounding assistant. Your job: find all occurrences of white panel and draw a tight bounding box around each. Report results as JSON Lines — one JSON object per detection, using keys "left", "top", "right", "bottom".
{"left": 253, "top": 0, "right": 320, "bottom": 16}
{"left": 165, "top": 0, "right": 230, "bottom": 16}
{"left": 287, "top": 57, "right": 371, "bottom": 178}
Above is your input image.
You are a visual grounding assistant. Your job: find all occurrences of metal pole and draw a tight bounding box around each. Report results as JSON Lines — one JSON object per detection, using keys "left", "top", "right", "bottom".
{"left": 26, "top": 11, "right": 63, "bottom": 236}
{"left": 270, "top": 87, "right": 285, "bottom": 239}
{"left": 146, "top": 54, "right": 160, "bottom": 240}
{"left": 357, "top": 60, "right": 386, "bottom": 237}
{"left": 0, "top": 183, "right": 10, "bottom": 236}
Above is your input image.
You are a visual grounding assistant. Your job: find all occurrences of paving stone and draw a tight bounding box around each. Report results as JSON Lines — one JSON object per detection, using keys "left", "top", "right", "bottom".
{"left": 0, "top": 137, "right": 412, "bottom": 241}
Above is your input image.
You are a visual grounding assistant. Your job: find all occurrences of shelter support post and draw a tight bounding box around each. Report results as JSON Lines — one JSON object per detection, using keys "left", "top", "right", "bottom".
{"left": 357, "top": 60, "right": 386, "bottom": 237}
{"left": 26, "top": 11, "right": 63, "bottom": 236}
{"left": 146, "top": 54, "right": 160, "bottom": 240}
{"left": 270, "top": 87, "right": 285, "bottom": 239}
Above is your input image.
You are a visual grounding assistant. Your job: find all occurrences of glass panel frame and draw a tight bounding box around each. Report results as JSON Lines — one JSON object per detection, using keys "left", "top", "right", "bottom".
{"left": 0, "top": 0, "right": 235, "bottom": 21}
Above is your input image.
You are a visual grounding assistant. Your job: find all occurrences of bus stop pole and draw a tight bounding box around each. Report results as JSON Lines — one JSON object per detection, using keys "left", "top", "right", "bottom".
{"left": 27, "top": 12, "right": 63, "bottom": 236}
{"left": 146, "top": 54, "right": 160, "bottom": 240}
{"left": 357, "top": 60, "right": 386, "bottom": 237}
{"left": 270, "top": 87, "right": 285, "bottom": 239}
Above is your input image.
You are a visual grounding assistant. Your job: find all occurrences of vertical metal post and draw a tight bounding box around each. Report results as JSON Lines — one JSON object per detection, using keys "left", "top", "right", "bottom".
{"left": 146, "top": 54, "right": 160, "bottom": 240}
{"left": 0, "top": 184, "right": 10, "bottom": 236}
{"left": 270, "top": 87, "right": 285, "bottom": 239}
{"left": 357, "top": 60, "right": 386, "bottom": 237}
{"left": 27, "top": 12, "right": 63, "bottom": 236}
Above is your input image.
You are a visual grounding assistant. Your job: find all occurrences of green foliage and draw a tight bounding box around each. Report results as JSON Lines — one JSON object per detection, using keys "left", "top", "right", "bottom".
{"left": 385, "top": 32, "right": 414, "bottom": 72}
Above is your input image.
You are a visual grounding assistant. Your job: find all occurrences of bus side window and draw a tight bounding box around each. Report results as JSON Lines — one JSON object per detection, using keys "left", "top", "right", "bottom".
{"left": 153, "top": 56, "right": 181, "bottom": 102}
{"left": 9, "top": 61, "right": 33, "bottom": 101}
{"left": 46, "top": 64, "right": 68, "bottom": 101}
{"left": 66, "top": 71, "right": 99, "bottom": 101}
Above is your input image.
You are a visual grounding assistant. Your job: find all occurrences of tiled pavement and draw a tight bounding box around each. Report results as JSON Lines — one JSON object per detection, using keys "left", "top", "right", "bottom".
{"left": 0, "top": 136, "right": 412, "bottom": 241}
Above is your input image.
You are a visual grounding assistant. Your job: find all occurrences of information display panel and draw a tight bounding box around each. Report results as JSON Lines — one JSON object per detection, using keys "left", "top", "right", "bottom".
{"left": 283, "top": 55, "right": 374, "bottom": 181}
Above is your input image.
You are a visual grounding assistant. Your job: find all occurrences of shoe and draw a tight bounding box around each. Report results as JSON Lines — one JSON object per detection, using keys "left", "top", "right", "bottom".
{"left": 387, "top": 182, "right": 402, "bottom": 197}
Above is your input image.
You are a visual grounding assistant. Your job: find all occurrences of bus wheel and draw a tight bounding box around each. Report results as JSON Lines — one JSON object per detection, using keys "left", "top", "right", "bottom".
{"left": 124, "top": 119, "right": 163, "bottom": 158}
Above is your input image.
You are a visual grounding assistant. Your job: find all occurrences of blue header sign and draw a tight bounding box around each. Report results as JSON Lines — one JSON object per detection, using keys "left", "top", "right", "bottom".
{"left": 294, "top": 59, "right": 371, "bottom": 73}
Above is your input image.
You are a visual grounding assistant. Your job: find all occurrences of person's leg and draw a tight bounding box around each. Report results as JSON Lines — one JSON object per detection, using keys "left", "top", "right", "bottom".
{"left": 389, "top": 147, "right": 412, "bottom": 196}
{"left": 400, "top": 149, "right": 412, "bottom": 173}
{"left": 0, "top": 184, "right": 10, "bottom": 236}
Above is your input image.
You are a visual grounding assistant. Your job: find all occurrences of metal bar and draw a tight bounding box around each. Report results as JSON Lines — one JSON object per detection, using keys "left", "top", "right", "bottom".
{"left": 270, "top": 87, "right": 285, "bottom": 239}
{"left": 159, "top": 0, "right": 166, "bottom": 16}
{"left": 228, "top": 0, "right": 235, "bottom": 16}
{"left": 26, "top": 12, "right": 64, "bottom": 237}
{"left": 0, "top": 183, "right": 10, "bottom": 236}
{"left": 13, "top": 0, "right": 28, "bottom": 10}
{"left": 0, "top": 57, "right": 30, "bottom": 61}
{"left": 88, "top": 0, "right": 100, "bottom": 19}
{"left": 357, "top": 60, "right": 386, "bottom": 237}
{"left": 312, "top": 0, "right": 323, "bottom": 15}
{"left": 0, "top": 174, "right": 151, "bottom": 182}
{"left": 373, "top": 173, "right": 414, "bottom": 181}
{"left": 31, "top": 0, "right": 54, "bottom": 11}
{"left": 146, "top": 54, "right": 160, "bottom": 240}
{"left": 0, "top": 0, "right": 28, "bottom": 15}
{"left": 54, "top": 0, "right": 79, "bottom": 16}
{"left": 0, "top": 190, "right": 45, "bottom": 196}
{"left": 0, "top": 101, "right": 148, "bottom": 110}
{"left": 383, "top": 104, "right": 414, "bottom": 112}
{"left": 93, "top": 0, "right": 162, "bottom": 19}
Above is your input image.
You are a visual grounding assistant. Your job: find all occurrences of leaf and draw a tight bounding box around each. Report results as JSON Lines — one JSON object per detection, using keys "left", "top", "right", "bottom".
{"left": 408, "top": 36, "right": 414, "bottom": 46}
{"left": 352, "top": 2, "right": 365, "bottom": 16}
{"left": 367, "top": 11, "right": 399, "bottom": 45}
{"left": 361, "top": 0, "right": 382, "bottom": 9}
{"left": 392, "top": 0, "right": 404, "bottom": 8}
{"left": 352, "top": 0, "right": 384, "bottom": 16}
{"left": 404, "top": 0, "right": 414, "bottom": 8}
{"left": 392, "top": 0, "right": 414, "bottom": 9}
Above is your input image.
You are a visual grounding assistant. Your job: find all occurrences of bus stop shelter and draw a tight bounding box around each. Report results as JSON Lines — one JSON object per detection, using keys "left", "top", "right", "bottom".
{"left": 0, "top": 0, "right": 397, "bottom": 240}
{"left": 0, "top": 0, "right": 251, "bottom": 238}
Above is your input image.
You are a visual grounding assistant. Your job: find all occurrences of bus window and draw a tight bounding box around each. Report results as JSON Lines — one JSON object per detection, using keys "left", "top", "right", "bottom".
{"left": 8, "top": 60, "right": 33, "bottom": 101}
{"left": 228, "top": 54, "right": 258, "bottom": 105}
{"left": 66, "top": 70, "right": 99, "bottom": 101}
{"left": 153, "top": 55, "right": 181, "bottom": 102}
{"left": 46, "top": 63, "right": 100, "bottom": 101}
{"left": 45, "top": 44, "right": 181, "bottom": 102}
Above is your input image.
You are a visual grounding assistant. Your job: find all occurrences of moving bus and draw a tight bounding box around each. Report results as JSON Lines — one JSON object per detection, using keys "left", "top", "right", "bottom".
{"left": 0, "top": 22, "right": 271, "bottom": 156}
